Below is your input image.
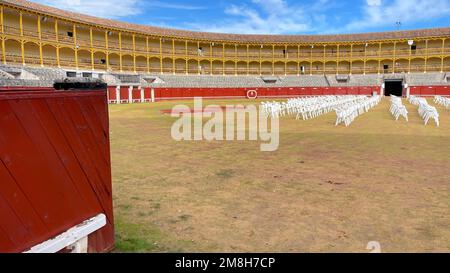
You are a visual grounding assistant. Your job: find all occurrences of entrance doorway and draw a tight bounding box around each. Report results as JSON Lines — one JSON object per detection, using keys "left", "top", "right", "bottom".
{"left": 384, "top": 80, "right": 403, "bottom": 96}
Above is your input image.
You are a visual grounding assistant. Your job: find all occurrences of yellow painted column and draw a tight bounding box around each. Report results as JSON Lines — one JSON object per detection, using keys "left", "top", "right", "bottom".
{"left": 19, "top": 11, "right": 23, "bottom": 36}
{"left": 222, "top": 43, "right": 225, "bottom": 75}
{"left": 147, "top": 37, "right": 150, "bottom": 73}
{"left": 424, "top": 39, "right": 428, "bottom": 73}
{"left": 235, "top": 44, "right": 238, "bottom": 75}
{"left": 247, "top": 45, "right": 250, "bottom": 76}
{"left": 392, "top": 42, "right": 396, "bottom": 74}
{"left": 0, "top": 7, "right": 3, "bottom": 34}
{"left": 441, "top": 39, "right": 445, "bottom": 73}
{"left": 272, "top": 45, "right": 275, "bottom": 75}
{"left": 133, "top": 35, "right": 137, "bottom": 73}
{"left": 0, "top": 7, "right": 5, "bottom": 65}
{"left": 38, "top": 15, "right": 43, "bottom": 67}
{"left": 21, "top": 41, "right": 25, "bottom": 65}
{"left": 119, "top": 32, "right": 123, "bottom": 72}
{"left": 378, "top": 43, "right": 381, "bottom": 74}
{"left": 336, "top": 44, "right": 339, "bottom": 75}
{"left": 210, "top": 43, "right": 213, "bottom": 74}
{"left": 310, "top": 45, "right": 313, "bottom": 75}
{"left": 55, "top": 20, "right": 60, "bottom": 67}
{"left": 408, "top": 41, "right": 411, "bottom": 73}
{"left": 349, "top": 44, "right": 353, "bottom": 74}
{"left": 19, "top": 12, "right": 25, "bottom": 65}
{"left": 259, "top": 45, "right": 262, "bottom": 75}
{"left": 363, "top": 44, "right": 367, "bottom": 75}
{"left": 105, "top": 31, "right": 109, "bottom": 71}
{"left": 284, "top": 45, "right": 287, "bottom": 75}
{"left": 297, "top": 45, "right": 300, "bottom": 75}
{"left": 172, "top": 39, "right": 175, "bottom": 74}
{"left": 73, "top": 24, "right": 78, "bottom": 69}
{"left": 160, "top": 38, "right": 163, "bottom": 74}
{"left": 197, "top": 41, "right": 200, "bottom": 74}
{"left": 185, "top": 40, "right": 188, "bottom": 74}
{"left": 323, "top": 45, "right": 326, "bottom": 74}
{"left": 90, "top": 27, "right": 94, "bottom": 70}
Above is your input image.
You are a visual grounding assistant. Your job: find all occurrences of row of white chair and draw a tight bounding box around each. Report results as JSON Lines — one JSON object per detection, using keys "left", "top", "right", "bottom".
{"left": 335, "top": 96, "right": 382, "bottom": 126}
{"left": 434, "top": 96, "right": 450, "bottom": 109}
{"left": 389, "top": 95, "right": 408, "bottom": 121}
{"left": 409, "top": 96, "right": 440, "bottom": 127}
{"left": 261, "top": 96, "right": 368, "bottom": 120}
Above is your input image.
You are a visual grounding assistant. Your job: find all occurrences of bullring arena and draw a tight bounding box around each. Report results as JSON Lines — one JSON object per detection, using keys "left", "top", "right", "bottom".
{"left": 0, "top": 0, "right": 449, "bottom": 253}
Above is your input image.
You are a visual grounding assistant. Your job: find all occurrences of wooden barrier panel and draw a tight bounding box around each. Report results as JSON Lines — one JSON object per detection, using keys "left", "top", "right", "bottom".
{"left": 0, "top": 90, "right": 114, "bottom": 253}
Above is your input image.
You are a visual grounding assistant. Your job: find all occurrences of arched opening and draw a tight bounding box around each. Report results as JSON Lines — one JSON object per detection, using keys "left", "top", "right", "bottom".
{"left": 380, "top": 59, "right": 393, "bottom": 74}
{"left": 187, "top": 59, "right": 199, "bottom": 74}
{"left": 24, "top": 42, "right": 40, "bottom": 66}
{"left": 394, "top": 59, "right": 409, "bottom": 73}
{"left": 149, "top": 57, "right": 161, "bottom": 73}
{"left": 338, "top": 61, "right": 350, "bottom": 75}
{"left": 365, "top": 60, "right": 378, "bottom": 74}
{"left": 4, "top": 39, "right": 22, "bottom": 64}
{"left": 274, "top": 62, "right": 285, "bottom": 75}
{"left": 426, "top": 57, "right": 441, "bottom": 72}
{"left": 162, "top": 58, "right": 173, "bottom": 73}
{"left": 93, "top": 51, "right": 107, "bottom": 71}
{"left": 311, "top": 61, "right": 323, "bottom": 75}
{"left": 261, "top": 62, "right": 272, "bottom": 75}
{"left": 135, "top": 56, "right": 148, "bottom": 72}
{"left": 444, "top": 57, "right": 450, "bottom": 72}
{"left": 351, "top": 61, "right": 364, "bottom": 74}
{"left": 299, "top": 61, "right": 310, "bottom": 75}
{"left": 224, "top": 61, "right": 235, "bottom": 75}
{"left": 238, "top": 61, "right": 249, "bottom": 75}
{"left": 77, "top": 50, "right": 92, "bottom": 69}
{"left": 324, "top": 61, "right": 337, "bottom": 74}
{"left": 59, "top": 47, "right": 76, "bottom": 68}
{"left": 286, "top": 62, "right": 298, "bottom": 75}
{"left": 199, "top": 60, "right": 211, "bottom": 75}
{"left": 108, "top": 53, "right": 120, "bottom": 71}
{"left": 175, "top": 58, "right": 186, "bottom": 74}
{"left": 42, "top": 45, "right": 57, "bottom": 67}
{"left": 410, "top": 58, "right": 425, "bottom": 73}
{"left": 212, "top": 60, "right": 223, "bottom": 75}
{"left": 122, "top": 54, "right": 134, "bottom": 72}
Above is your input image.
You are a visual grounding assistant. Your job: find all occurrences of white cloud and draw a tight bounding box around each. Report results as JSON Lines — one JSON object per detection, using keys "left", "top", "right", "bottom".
{"left": 366, "top": 0, "right": 381, "bottom": 7}
{"left": 32, "top": 0, "right": 142, "bottom": 18}
{"left": 340, "top": 0, "right": 450, "bottom": 33}
{"left": 31, "top": 0, "right": 205, "bottom": 19}
{"left": 185, "top": 0, "right": 333, "bottom": 34}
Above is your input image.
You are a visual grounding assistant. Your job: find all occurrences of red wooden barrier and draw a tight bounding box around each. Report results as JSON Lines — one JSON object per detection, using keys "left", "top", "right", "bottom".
{"left": 106, "top": 85, "right": 448, "bottom": 102}
{"left": 0, "top": 87, "right": 55, "bottom": 92}
{"left": 0, "top": 90, "right": 114, "bottom": 253}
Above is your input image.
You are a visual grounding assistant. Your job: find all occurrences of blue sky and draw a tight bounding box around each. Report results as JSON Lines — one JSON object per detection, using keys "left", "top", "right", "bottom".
{"left": 32, "top": 0, "right": 450, "bottom": 34}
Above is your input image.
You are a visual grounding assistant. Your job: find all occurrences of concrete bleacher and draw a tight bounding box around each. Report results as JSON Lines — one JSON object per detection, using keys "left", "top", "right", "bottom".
{"left": 0, "top": 64, "right": 448, "bottom": 88}
{"left": 406, "top": 73, "right": 447, "bottom": 86}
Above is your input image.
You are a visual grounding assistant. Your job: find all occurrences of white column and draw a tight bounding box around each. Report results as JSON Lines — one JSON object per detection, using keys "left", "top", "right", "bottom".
{"left": 116, "top": 86, "right": 121, "bottom": 104}
{"left": 128, "top": 86, "right": 133, "bottom": 103}
{"left": 140, "top": 86, "right": 144, "bottom": 102}
{"left": 151, "top": 88, "right": 155, "bottom": 102}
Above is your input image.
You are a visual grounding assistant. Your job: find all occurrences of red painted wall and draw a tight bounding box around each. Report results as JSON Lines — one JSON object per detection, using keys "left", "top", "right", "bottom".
{"left": 410, "top": 86, "right": 450, "bottom": 96}
{"left": 0, "top": 90, "right": 114, "bottom": 253}
{"left": 145, "top": 86, "right": 380, "bottom": 100}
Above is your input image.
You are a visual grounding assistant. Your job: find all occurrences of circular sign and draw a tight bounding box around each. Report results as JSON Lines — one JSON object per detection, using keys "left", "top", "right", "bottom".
{"left": 247, "top": 90, "right": 258, "bottom": 99}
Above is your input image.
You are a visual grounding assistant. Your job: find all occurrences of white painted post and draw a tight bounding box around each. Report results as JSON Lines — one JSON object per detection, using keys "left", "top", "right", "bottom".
{"left": 116, "top": 86, "right": 121, "bottom": 104}
{"left": 128, "top": 86, "right": 133, "bottom": 104}
{"left": 151, "top": 88, "right": 155, "bottom": 102}
{"left": 140, "top": 86, "right": 144, "bottom": 103}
